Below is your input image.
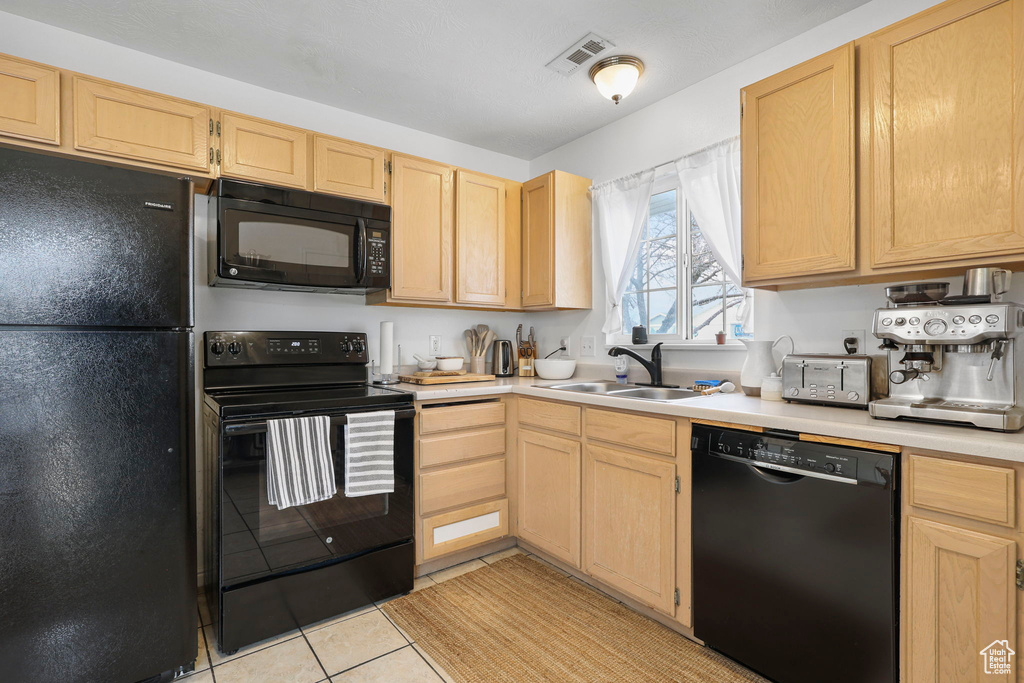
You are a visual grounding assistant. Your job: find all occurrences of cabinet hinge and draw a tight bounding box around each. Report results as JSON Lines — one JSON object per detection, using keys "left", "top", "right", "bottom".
{"left": 216, "top": 149, "right": 221, "bottom": 165}
{"left": 674, "top": 476, "right": 680, "bottom": 494}
{"left": 209, "top": 148, "right": 214, "bottom": 165}
{"left": 388, "top": 161, "right": 392, "bottom": 174}
{"left": 383, "top": 180, "right": 387, "bottom": 195}
{"left": 216, "top": 121, "right": 221, "bottom": 136}
{"left": 1017, "top": 560, "right": 1023, "bottom": 590}
{"left": 209, "top": 119, "right": 214, "bottom": 135}
{"left": 674, "top": 588, "right": 680, "bottom": 606}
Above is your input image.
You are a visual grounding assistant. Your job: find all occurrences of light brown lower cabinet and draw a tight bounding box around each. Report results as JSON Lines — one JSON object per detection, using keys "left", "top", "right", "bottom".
{"left": 517, "top": 428, "right": 581, "bottom": 568}
{"left": 583, "top": 444, "right": 677, "bottom": 615}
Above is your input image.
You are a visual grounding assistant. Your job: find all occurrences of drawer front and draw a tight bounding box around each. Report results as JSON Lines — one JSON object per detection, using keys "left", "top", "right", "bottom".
{"left": 420, "top": 427, "right": 505, "bottom": 468}
{"left": 420, "top": 402, "right": 505, "bottom": 434}
{"left": 420, "top": 458, "right": 506, "bottom": 516}
{"left": 586, "top": 408, "right": 676, "bottom": 456}
{"left": 909, "top": 454, "right": 1015, "bottom": 527}
{"left": 421, "top": 499, "right": 508, "bottom": 561}
{"left": 519, "top": 398, "right": 581, "bottom": 436}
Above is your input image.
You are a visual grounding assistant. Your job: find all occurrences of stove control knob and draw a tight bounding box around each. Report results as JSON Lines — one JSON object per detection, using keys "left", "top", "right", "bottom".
{"left": 847, "top": 391, "right": 860, "bottom": 401}
{"left": 969, "top": 315, "right": 982, "bottom": 324}
{"left": 227, "top": 342, "right": 242, "bottom": 355}
{"left": 788, "top": 387, "right": 799, "bottom": 397}
{"left": 952, "top": 315, "right": 965, "bottom": 325}
{"left": 353, "top": 340, "right": 366, "bottom": 353}
{"left": 923, "top": 319, "right": 948, "bottom": 336}
{"left": 342, "top": 341, "right": 353, "bottom": 353}
{"left": 986, "top": 314, "right": 1000, "bottom": 324}
{"left": 210, "top": 341, "right": 225, "bottom": 355}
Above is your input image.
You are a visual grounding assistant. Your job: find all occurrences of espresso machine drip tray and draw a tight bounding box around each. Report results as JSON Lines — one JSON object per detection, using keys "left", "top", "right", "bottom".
{"left": 870, "top": 396, "right": 1024, "bottom": 431}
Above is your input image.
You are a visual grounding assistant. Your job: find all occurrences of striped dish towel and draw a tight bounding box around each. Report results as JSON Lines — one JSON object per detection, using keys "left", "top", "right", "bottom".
{"left": 344, "top": 410, "right": 396, "bottom": 497}
{"left": 266, "top": 415, "right": 337, "bottom": 510}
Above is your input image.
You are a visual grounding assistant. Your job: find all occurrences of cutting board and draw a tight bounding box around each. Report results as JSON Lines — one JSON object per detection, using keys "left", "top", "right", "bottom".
{"left": 398, "top": 373, "right": 496, "bottom": 385}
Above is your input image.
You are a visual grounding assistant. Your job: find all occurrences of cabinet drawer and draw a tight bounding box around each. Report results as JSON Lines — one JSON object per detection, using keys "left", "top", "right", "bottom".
{"left": 585, "top": 408, "right": 675, "bottom": 456}
{"left": 909, "top": 454, "right": 1015, "bottom": 527}
{"left": 421, "top": 499, "right": 508, "bottom": 561}
{"left": 420, "top": 427, "right": 505, "bottom": 468}
{"left": 420, "top": 402, "right": 504, "bottom": 434}
{"left": 518, "top": 398, "right": 581, "bottom": 436}
{"left": 420, "top": 458, "right": 505, "bottom": 516}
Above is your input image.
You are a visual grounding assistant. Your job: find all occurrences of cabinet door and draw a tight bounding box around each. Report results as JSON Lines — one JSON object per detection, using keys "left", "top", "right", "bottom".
{"left": 741, "top": 42, "right": 855, "bottom": 282}
{"left": 905, "top": 517, "right": 1016, "bottom": 682}
{"left": 870, "top": 0, "right": 1024, "bottom": 266}
{"left": 521, "top": 172, "right": 555, "bottom": 308}
{"left": 313, "top": 135, "right": 387, "bottom": 202}
{"left": 456, "top": 170, "right": 506, "bottom": 306}
{"left": 584, "top": 444, "right": 676, "bottom": 615}
{"left": 73, "top": 76, "right": 211, "bottom": 171}
{"left": 220, "top": 112, "right": 308, "bottom": 189}
{"left": 0, "top": 54, "right": 59, "bottom": 145}
{"left": 517, "top": 429, "right": 581, "bottom": 567}
{"left": 390, "top": 154, "right": 454, "bottom": 302}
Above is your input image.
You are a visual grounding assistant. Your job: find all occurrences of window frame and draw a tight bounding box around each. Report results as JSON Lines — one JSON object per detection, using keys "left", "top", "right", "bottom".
{"left": 608, "top": 175, "right": 748, "bottom": 348}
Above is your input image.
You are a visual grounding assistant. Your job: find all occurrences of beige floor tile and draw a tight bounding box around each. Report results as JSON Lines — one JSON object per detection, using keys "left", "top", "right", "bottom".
{"left": 203, "top": 623, "right": 303, "bottom": 666}
{"left": 380, "top": 607, "right": 415, "bottom": 643}
{"left": 331, "top": 645, "right": 442, "bottom": 682}
{"left": 412, "top": 643, "right": 455, "bottom": 683}
{"left": 426, "top": 559, "right": 487, "bottom": 584}
{"left": 480, "top": 546, "right": 525, "bottom": 565}
{"left": 306, "top": 609, "right": 408, "bottom": 676}
{"left": 195, "top": 626, "right": 211, "bottom": 672}
{"left": 302, "top": 603, "right": 378, "bottom": 633}
{"left": 213, "top": 636, "right": 324, "bottom": 683}
{"left": 181, "top": 670, "right": 215, "bottom": 683}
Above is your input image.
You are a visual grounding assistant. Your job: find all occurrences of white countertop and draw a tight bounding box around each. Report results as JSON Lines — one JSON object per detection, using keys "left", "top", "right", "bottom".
{"left": 398, "top": 377, "right": 1024, "bottom": 464}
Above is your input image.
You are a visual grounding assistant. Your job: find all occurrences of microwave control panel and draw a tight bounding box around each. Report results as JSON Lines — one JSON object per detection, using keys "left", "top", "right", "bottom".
{"left": 366, "top": 229, "right": 388, "bottom": 278}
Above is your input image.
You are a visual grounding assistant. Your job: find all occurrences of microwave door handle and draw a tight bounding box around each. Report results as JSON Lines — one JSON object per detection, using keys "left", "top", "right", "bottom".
{"left": 357, "top": 217, "right": 368, "bottom": 283}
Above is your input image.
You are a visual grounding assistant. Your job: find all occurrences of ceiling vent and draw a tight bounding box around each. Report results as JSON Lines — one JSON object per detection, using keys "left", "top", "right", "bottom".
{"left": 546, "top": 33, "right": 615, "bottom": 76}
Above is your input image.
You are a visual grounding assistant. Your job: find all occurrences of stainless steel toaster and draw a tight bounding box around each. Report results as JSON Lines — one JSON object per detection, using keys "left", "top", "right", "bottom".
{"left": 780, "top": 354, "right": 872, "bottom": 408}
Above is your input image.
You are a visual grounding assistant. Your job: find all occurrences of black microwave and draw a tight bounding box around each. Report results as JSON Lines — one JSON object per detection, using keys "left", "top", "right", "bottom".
{"left": 208, "top": 179, "right": 391, "bottom": 294}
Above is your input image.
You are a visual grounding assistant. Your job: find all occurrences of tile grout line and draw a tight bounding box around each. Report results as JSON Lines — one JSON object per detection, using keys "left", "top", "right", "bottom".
{"left": 329, "top": 644, "right": 411, "bottom": 678}
{"left": 301, "top": 605, "right": 381, "bottom": 636}
{"left": 208, "top": 631, "right": 305, "bottom": 669}
{"left": 379, "top": 607, "right": 414, "bottom": 645}
{"left": 411, "top": 644, "right": 447, "bottom": 682}
{"left": 300, "top": 629, "right": 331, "bottom": 681}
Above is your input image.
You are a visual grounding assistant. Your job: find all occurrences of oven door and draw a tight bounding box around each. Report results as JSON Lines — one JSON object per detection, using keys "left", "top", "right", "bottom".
{"left": 218, "top": 406, "right": 414, "bottom": 588}
{"left": 216, "top": 197, "right": 364, "bottom": 288}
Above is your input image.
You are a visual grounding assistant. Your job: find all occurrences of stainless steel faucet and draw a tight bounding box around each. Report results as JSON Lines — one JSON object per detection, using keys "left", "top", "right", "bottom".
{"left": 607, "top": 342, "right": 679, "bottom": 388}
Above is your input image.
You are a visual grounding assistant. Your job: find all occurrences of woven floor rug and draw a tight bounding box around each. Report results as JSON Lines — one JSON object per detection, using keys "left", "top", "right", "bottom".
{"left": 382, "top": 554, "right": 766, "bottom": 682}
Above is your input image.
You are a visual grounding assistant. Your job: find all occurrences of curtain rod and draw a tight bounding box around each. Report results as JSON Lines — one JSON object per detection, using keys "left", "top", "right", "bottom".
{"left": 650, "top": 135, "right": 740, "bottom": 172}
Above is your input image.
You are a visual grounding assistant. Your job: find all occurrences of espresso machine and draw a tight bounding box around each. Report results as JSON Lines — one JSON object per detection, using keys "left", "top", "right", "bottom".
{"left": 870, "top": 268, "right": 1024, "bottom": 431}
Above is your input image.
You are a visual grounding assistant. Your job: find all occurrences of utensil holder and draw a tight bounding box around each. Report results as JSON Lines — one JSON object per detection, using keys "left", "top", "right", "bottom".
{"left": 470, "top": 356, "right": 486, "bottom": 375}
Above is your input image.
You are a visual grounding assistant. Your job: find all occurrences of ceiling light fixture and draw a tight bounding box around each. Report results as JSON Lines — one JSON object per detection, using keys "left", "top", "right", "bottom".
{"left": 589, "top": 55, "right": 644, "bottom": 104}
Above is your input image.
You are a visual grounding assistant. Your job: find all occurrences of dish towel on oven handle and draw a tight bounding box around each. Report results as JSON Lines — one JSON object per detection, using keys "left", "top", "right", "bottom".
{"left": 266, "top": 415, "right": 337, "bottom": 510}
{"left": 344, "top": 410, "right": 396, "bottom": 497}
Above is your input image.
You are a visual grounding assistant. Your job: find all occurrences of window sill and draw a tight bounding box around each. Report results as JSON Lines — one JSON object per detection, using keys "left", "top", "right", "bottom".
{"left": 603, "top": 342, "right": 746, "bottom": 352}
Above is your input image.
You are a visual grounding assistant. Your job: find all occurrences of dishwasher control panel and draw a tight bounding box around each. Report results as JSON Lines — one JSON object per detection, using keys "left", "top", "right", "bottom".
{"left": 695, "top": 426, "right": 896, "bottom": 487}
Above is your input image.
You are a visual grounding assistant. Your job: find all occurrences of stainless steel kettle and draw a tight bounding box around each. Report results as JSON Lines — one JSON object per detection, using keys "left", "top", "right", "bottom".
{"left": 492, "top": 339, "right": 514, "bottom": 377}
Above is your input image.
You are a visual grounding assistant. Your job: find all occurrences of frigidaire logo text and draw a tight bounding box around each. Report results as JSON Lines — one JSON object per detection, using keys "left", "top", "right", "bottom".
{"left": 143, "top": 201, "right": 174, "bottom": 211}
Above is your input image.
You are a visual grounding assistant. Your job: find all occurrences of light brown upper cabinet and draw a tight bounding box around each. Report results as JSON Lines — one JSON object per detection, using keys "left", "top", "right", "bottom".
{"left": 219, "top": 112, "right": 308, "bottom": 189}
{"left": 517, "top": 429, "right": 582, "bottom": 568}
{"left": 389, "top": 154, "right": 455, "bottom": 302}
{"left": 456, "top": 170, "right": 506, "bottom": 306}
{"left": 521, "top": 170, "right": 592, "bottom": 309}
{"left": 0, "top": 54, "right": 60, "bottom": 145}
{"left": 740, "top": 42, "right": 856, "bottom": 283}
{"left": 869, "top": 0, "right": 1024, "bottom": 267}
{"left": 73, "top": 76, "right": 211, "bottom": 172}
{"left": 583, "top": 444, "right": 677, "bottom": 615}
{"left": 313, "top": 135, "right": 388, "bottom": 203}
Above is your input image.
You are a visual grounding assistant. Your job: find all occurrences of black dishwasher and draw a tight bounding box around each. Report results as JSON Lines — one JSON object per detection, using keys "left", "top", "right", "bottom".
{"left": 691, "top": 425, "right": 898, "bottom": 683}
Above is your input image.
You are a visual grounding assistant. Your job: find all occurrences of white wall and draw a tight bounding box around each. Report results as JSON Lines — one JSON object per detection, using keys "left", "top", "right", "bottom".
{"left": 524, "top": 0, "right": 978, "bottom": 374}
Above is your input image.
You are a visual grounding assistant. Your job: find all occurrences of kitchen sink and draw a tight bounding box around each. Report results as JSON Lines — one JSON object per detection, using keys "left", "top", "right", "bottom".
{"left": 608, "top": 387, "right": 703, "bottom": 402}
{"left": 548, "top": 381, "right": 633, "bottom": 394}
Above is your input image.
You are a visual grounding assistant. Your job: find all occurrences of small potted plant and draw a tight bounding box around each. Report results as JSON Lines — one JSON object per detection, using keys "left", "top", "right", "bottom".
{"left": 715, "top": 330, "right": 727, "bottom": 345}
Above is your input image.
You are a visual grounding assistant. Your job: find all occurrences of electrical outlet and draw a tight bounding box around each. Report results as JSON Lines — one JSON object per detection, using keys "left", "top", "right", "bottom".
{"left": 581, "top": 336, "right": 596, "bottom": 357}
{"left": 429, "top": 335, "right": 442, "bottom": 355}
{"left": 841, "top": 329, "right": 865, "bottom": 355}
{"left": 559, "top": 336, "right": 571, "bottom": 355}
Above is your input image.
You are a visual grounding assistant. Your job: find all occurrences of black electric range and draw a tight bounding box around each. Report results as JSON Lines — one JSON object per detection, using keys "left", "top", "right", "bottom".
{"left": 202, "top": 330, "right": 415, "bottom": 654}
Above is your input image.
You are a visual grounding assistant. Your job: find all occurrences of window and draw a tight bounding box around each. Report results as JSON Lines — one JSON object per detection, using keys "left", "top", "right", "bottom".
{"left": 619, "top": 181, "right": 749, "bottom": 343}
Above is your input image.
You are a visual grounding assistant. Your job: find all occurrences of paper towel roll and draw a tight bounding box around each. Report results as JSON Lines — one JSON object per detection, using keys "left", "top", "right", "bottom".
{"left": 380, "top": 321, "right": 394, "bottom": 375}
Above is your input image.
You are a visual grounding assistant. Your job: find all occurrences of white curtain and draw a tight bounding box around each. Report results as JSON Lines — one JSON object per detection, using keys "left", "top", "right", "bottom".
{"left": 674, "top": 137, "right": 751, "bottom": 328}
{"left": 592, "top": 169, "right": 656, "bottom": 334}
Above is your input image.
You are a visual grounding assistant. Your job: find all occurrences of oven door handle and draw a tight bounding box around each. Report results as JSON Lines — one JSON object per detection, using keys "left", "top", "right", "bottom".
{"left": 224, "top": 407, "right": 417, "bottom": 436}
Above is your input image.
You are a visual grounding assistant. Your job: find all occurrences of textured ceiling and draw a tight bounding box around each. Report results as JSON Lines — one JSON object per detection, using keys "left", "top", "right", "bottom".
{"left": 0, "top": 0, "right": 871, "bottom": 159}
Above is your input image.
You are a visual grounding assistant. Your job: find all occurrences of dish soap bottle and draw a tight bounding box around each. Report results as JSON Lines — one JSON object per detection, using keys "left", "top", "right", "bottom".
{"left": 614, "top": 356, "right": 630, "bottom": 384}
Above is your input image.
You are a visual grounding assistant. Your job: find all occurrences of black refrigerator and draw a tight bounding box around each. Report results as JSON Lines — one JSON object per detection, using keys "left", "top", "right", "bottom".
{"left": 0, "top": 147, "right": 197, "bottom": 682}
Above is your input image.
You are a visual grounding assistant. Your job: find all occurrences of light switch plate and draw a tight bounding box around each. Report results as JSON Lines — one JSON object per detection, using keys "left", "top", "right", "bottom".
{"left": 581, "top": 336, "right": 596, "bottom": 357}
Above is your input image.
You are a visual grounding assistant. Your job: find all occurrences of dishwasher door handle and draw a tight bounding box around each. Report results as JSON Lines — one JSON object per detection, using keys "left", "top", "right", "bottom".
{"left": 747, "top": 464, "right": 804, "bottom": 484}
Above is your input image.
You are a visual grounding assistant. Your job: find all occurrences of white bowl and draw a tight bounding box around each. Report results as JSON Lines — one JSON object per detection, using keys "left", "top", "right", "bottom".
{"left": 417, "top": 359, "right": 437, "bottom": 371}
{"left": 435, "top": 357, "right": 464, "bottom": 372}
{"left": 534, "top": 358, "right": 577, "bottom": 380}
